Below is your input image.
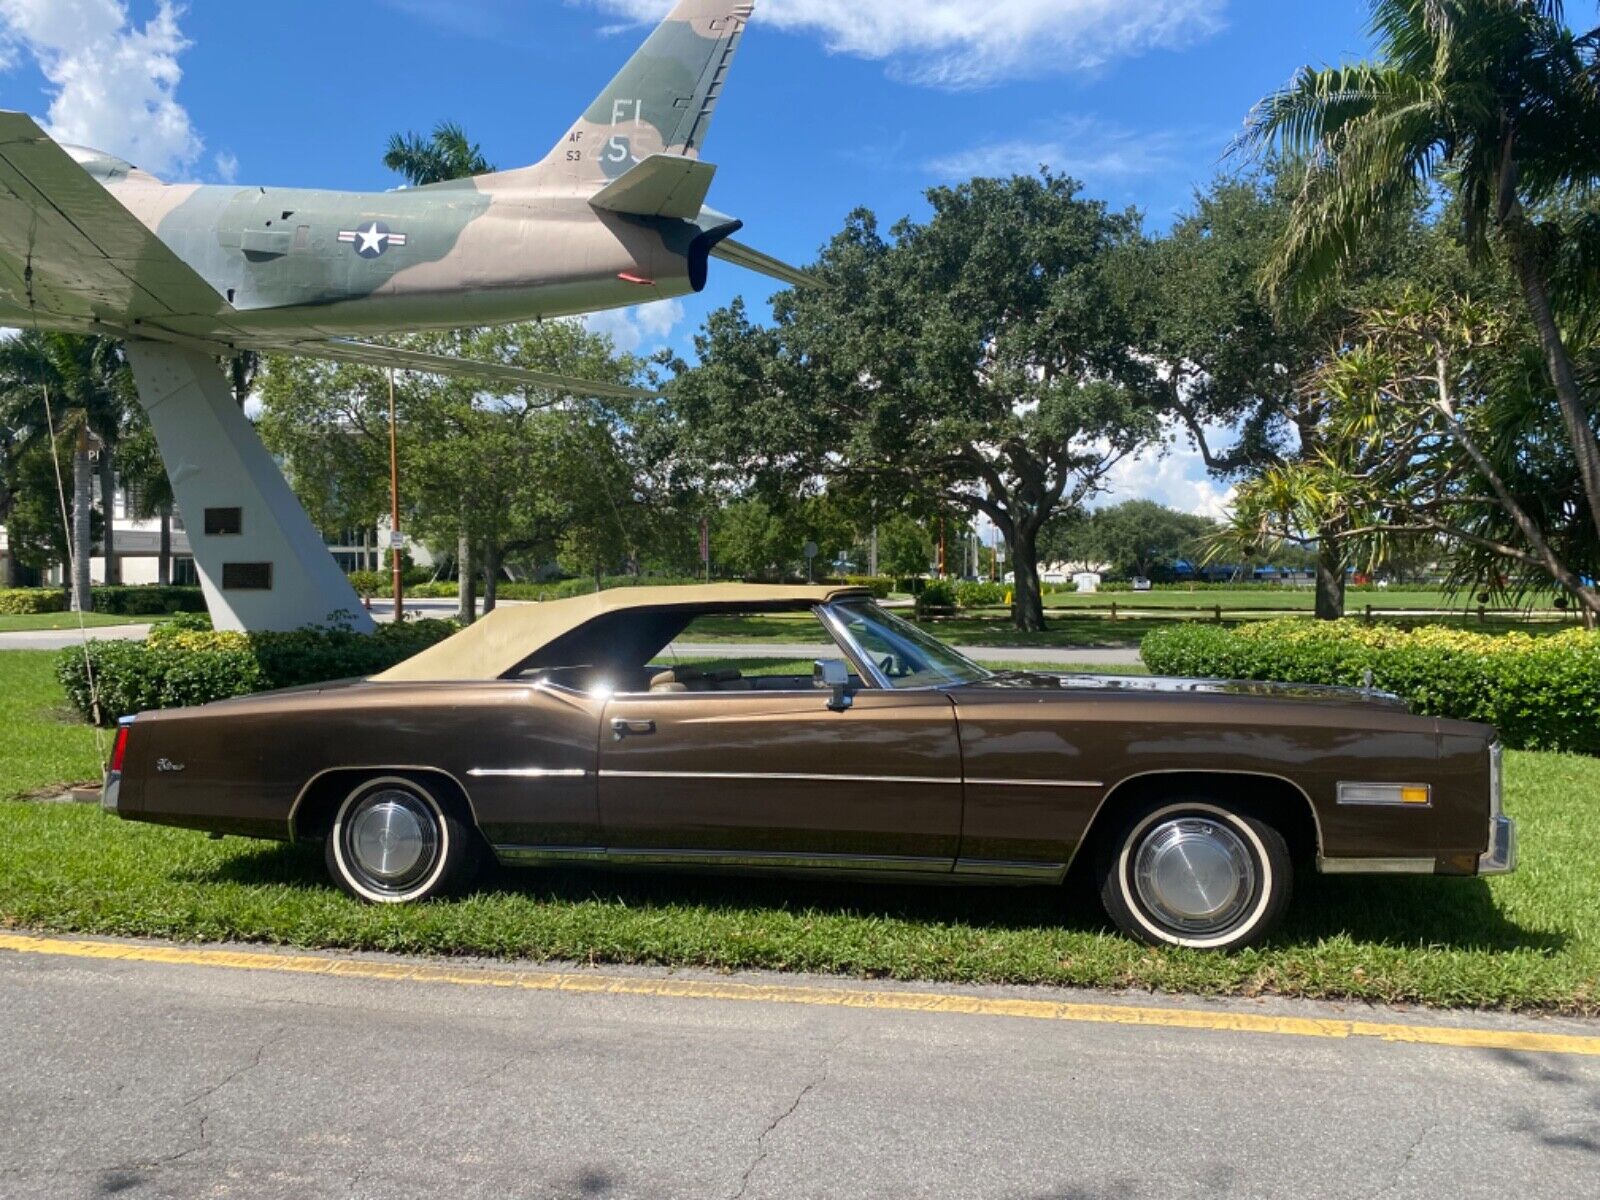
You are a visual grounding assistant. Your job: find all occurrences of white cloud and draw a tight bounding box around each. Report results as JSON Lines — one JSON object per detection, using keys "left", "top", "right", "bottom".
{"left": 584, "top": 0, "right": 1225, "bottom": 89}
{"left": 927, "top": 115, "right": 1208, "bottom": 183}
{"left": 213, "top": 150, "right": 239, "bottom": 184}
{"left": 584, "top": 298, "right": 686, "bottom": 354}
{"left": 0, "top": 0, "right": 202, "bottom": 177}
{"left": 1095, "top": 420, "right": 1237, "bottom": 519}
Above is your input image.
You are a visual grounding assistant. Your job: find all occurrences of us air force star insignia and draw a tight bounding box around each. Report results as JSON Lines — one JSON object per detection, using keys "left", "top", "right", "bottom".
{"left": 337, "top": 221, "right": 409, "bottom": 259}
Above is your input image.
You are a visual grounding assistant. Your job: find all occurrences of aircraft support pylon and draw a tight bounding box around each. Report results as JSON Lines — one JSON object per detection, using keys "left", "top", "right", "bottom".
{"left": 124, "top": 341, "right": 374, "bottom": 634}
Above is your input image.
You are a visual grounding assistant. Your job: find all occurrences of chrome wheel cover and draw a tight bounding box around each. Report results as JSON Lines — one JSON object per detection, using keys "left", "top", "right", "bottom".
{"left": 343, "top": 788, "right": 439, "bottom": 894}
{"left": 1132, "top": 817, "right": 1256, "bottom": 935}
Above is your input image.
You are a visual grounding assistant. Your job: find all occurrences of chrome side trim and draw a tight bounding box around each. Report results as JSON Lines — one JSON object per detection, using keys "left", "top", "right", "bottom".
{"left": 598, "top": 769, "right": 960, "bottom": 786}
{"left": 1068, "top": 769, "right": 1327, "bottom": 880}
{"left": 604, "top": 848, "right": 953, "bottom": 872}
{"left": 466, "top": 767, "right": 591, "bottom": 779}
{"left": 493, "top": 845, "right": 608, "bottom": 866}
{"left": 965, "top": 778, "right": 1103, "bottom": 790}
{"left": 953, "top": 858, "right": 1067, "bottom": 880}
{"left": 286, "top": 765, "right": 480, "bottom": 844}
{"left": 1316, "top": 856, "right": 1436, "bottom": 875}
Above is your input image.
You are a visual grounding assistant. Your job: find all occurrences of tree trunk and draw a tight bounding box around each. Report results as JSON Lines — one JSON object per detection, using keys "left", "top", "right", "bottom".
{"left": 482, "top": 545, "right": 500, "bottom": 614}
{"left": 158, "top": 504, "right": 172, "bottom": 586}
{"left": 1506, "top": 234, "right": 1600, "bottom": 542}
{"left": 1009, "top": 526, "right": 1046, "bottom": 633}
{"left": 456, "top": 531, "right": 476, "bottom": 625}
{"left": 1315, "top": 539, "right": 1345, "bottom": 620}
{"left": 0, "top": 541, "right": 14, "bottom": 588}
{"left": 97, "top": 451, "right": 120, "bottom": 586}
{"left": 72, "top": 439, "right": 93, "bottom": 613}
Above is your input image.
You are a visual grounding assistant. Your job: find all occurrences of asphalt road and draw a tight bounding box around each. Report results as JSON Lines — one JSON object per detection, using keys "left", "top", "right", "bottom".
{"left": 2, "top": 938, "right": 1598, "bottom": 1200}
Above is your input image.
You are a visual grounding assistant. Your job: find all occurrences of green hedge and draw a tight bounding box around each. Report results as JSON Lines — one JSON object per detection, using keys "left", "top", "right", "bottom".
{"left": 347, "top": 569, "right": 432, "bottom": 596}
{"left": 92, "top": 585, "right": 207, "bottom": 615}
{"left": 1140, "top": 619, "right": 1600, "bottom": 755}
{"left": 404, "top": 576, "right": 708, "bottom": 602}
{"left": 57, "top": 619, "right": 458, "bottom": 726}
{"left": 955, "top": 581, "right": 1008, "bottom": 609}
{"left": 0, "top": 586, "right": 205, "bottom": 616}
{"left": 0, "top": 588, "right": 67, "bottom": 615}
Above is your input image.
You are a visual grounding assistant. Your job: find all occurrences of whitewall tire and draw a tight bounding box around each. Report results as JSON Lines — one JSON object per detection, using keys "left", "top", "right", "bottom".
{"left": 325, "top": 775, "right": 476, "bottom": 904}
{"left": 1097, "top": 799, "right": 1292, "bottom": 952}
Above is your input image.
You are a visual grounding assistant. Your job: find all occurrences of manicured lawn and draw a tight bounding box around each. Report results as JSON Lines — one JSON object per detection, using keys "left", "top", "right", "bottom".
{"left": 0, "top": 648, "right": 1594, "bottom": 1012}
{"left": 0, "top": 651, "right": 104, "bottom": 799}
{"left": 0, "top": 611, "right": 172, "bottom": 633}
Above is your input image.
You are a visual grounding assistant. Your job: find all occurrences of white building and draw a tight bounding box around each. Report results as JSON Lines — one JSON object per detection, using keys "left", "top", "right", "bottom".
{"left": 1, "top": 477, "right": 424, "bottom": 588}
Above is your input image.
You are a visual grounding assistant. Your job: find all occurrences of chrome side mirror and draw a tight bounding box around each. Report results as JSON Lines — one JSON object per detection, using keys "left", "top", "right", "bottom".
{"left": 814, "top": 659, "right": 853, "bottom": 712}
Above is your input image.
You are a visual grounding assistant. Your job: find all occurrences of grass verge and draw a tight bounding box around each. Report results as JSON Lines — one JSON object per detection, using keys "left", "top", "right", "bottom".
{"left": 0, "top": 649, "right": 1592, "bottom": 1012}
{"left": 0, "top": 612, "right": 173, "bottom": 633}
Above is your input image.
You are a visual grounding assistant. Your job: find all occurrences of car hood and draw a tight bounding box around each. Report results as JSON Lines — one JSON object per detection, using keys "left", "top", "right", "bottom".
{"left": 962, "top": 671, "right": 1411, "bottom": 710}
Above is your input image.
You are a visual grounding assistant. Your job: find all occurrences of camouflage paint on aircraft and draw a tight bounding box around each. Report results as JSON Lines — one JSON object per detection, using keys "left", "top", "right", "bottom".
{"left": 0, "top": 0, "right": 800, "bottom": 390}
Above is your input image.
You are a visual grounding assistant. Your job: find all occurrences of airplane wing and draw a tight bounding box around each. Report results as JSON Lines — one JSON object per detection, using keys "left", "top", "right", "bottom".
{"left": 262, "top": 337, "right": 660, "bottom": 401}
{"left": 0, "top": 110, "right": 230, "bottom": 322}
{"left": 711, "top": 237, "right": 811, "bottom": 289}
{"left": 0, "top": 109, "right": 657, "bottom": 399}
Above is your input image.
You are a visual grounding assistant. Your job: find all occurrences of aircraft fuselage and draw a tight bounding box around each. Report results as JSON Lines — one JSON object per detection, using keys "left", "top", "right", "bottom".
{"left": 91, "top": 168, "right": 707, "bottom": 342}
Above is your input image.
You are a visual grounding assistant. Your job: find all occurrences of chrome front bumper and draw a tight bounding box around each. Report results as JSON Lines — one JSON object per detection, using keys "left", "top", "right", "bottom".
{"left": 1478, "top": 815, "right": 1518, "bottom": 876}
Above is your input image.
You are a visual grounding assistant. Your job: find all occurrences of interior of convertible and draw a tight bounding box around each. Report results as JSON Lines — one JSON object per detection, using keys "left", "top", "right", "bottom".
{"left": 505, "top": 598, "right": 989, "bottom": 696}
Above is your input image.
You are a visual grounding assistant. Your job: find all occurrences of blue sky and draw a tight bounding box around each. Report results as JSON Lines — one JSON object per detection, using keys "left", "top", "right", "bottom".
{"left": 0, "top": 0, "right": 1376, "bottom": 516}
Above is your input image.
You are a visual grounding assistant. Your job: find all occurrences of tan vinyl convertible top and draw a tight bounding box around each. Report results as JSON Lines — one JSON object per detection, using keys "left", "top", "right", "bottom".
{"left": 374, "top": 584, "right": 870, "bottom": 683}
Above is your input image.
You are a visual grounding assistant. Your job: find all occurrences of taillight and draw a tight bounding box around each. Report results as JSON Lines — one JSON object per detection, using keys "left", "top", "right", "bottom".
{"left": 108, "top": 724, "right": 130, "bottom": 775}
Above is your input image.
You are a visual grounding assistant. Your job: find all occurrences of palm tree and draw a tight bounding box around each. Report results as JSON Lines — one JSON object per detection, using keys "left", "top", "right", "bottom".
{"left": 382, "top": 123, "right": 495, "bottom": 623}
{"left": 1239, "top": 0, "right": 1600, "bottom": 549}
{"left": 0, "top": 333, "right": 132, "bottom": 609}
{"left": 383, "top": 121, "right": 495, "bottom": 188}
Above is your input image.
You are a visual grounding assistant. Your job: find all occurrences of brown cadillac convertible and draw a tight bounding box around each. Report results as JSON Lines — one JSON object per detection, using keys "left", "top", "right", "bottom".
{"left": 102, "top": 585, "right": 1516, "bottom": 951}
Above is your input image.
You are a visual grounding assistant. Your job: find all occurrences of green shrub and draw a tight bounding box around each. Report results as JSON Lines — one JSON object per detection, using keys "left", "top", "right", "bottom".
{"left": 91, "top": 585, "right": 207, "bottom": 615}
{"left": 347, "top": 570, "right": 386, "bottom": 597}
{"left": 915, "top": 579, "right": 957, "bottom": 616}
{"left": 1140, "top": 619, "right": 1600, "bottom": 755}
{"left": 954, "top": 581, "right": 1008, "bottom": 609}
{"left": 0, "top": 588, "right": 67, "bottom": 615}
{"left": 57, "top": 619, "right": 458, "bottom": 725}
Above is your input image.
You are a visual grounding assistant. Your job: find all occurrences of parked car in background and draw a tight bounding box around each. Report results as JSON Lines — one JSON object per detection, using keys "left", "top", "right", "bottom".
{"left": 1131, "top": 576, "right": 1153, "bottom": 592}
{"left": 102, "top": 585, "right": 1516, "bottom": 951}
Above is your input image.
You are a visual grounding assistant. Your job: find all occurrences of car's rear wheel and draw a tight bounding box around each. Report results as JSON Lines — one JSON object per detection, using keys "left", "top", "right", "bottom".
{"left": 325, "top": 776, "right": 475, "bottom": 904}
{"left": 1097, "top": 798, "right": 1291, "bottom": 952}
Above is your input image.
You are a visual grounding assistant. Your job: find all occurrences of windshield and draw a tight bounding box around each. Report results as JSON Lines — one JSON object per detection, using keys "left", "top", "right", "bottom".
{"left": 828, "top": 599, "right": 991, "bottom": 690}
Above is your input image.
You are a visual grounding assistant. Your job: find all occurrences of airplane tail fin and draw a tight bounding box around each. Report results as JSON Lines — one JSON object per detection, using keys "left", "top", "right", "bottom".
{"left": 539, "top": 1, "right": 753, "bottom": 188}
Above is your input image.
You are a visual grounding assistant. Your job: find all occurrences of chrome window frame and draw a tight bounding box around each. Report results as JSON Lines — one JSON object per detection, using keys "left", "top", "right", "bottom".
{"left": 598, "top": 604, "right": 886, "bottom": 700}
{"left": 819, "top": 600, "right": 991, "bottom": 693}
{"left": 519, "top": 599, "right": 985, "bottom": 702}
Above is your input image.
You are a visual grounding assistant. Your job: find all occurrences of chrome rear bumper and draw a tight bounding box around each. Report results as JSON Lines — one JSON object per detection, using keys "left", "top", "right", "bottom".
{"left": 1478, "top": 815, "right": 1518, "bottom": 876}
{"left": 100, "top": 772, "right": 120, "bottom": 814}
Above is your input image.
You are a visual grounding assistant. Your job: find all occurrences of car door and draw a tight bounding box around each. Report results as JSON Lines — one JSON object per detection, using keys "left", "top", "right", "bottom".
{"left": 597, "top": 684, "right": 963, "bottom": 871}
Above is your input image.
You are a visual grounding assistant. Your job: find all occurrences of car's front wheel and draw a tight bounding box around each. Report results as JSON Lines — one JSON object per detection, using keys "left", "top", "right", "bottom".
{"left": 325, "top": 775, "right": 476, "bottom": 904}
{"left": 1097, "top": 798, "right": 1292, "bottom": 952}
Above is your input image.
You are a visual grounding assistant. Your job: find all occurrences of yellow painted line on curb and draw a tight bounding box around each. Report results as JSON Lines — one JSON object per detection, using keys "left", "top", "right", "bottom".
{"left": 3, "top": 931, "right": 1598, "bottom": 1058}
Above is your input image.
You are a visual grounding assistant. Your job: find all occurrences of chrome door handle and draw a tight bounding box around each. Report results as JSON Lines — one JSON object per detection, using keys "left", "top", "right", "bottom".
{"left": 611, "top": 718, "right": 656, "bottom": 739}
